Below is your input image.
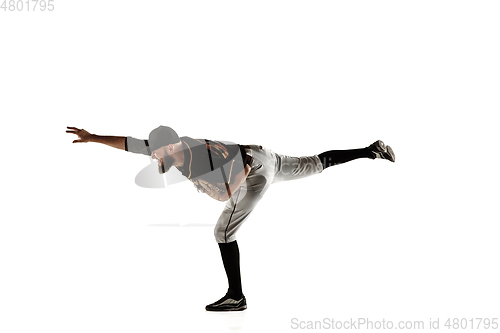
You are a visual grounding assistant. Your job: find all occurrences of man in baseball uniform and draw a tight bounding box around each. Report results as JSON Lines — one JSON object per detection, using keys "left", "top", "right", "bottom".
{"left": 66, "top": 125, "right": 395, "bottom": 311}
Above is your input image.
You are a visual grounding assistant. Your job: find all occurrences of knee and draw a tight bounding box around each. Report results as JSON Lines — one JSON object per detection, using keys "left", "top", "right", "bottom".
{"left": 214, "top": 224, "right": 226, "bottom": 243}
{"left": 214, "top": 232, "right": 236, "bottom": 244}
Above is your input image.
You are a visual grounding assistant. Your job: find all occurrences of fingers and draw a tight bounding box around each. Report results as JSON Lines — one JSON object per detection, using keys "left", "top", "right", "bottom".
{"left": 66, "top": 126, "right": 83, "bottom": 134}
{"left": 67, "top": 127, "right": 85, "bottom": 140}
{"left": 68, "top": 127, "right": 84, "bottom": 143}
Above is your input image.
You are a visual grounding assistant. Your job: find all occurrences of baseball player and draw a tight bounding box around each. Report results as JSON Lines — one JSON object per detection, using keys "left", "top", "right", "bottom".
{"left": 66, "top": 125, "right": 395, "bottom": 311}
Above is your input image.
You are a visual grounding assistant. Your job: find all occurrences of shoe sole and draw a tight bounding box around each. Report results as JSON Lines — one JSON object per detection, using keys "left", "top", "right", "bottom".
{"left": 386, "top": 145, "right": 395, "bottom": 162}
{"left": 206, "top": 305, "right": 247, "bottom": 312}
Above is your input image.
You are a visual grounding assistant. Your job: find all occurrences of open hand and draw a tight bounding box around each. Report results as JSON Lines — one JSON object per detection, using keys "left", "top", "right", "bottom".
{"left": 66, "top": 126, "right": 93, "bottom": 143}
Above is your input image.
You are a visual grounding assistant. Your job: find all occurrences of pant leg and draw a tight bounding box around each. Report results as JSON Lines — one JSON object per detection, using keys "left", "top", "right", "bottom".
{"left": 272, "top": 152, "right": 323, "bottom": 183}
{"left": 214, "top": 145, "right": 276, "bottom": 243}
{"left": 214, "top": 146, "right": 324, "bottom": 243}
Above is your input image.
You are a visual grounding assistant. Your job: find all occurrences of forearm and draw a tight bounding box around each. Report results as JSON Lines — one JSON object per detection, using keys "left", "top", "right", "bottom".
{"left": 89, "top": 135, "right": 126, "bottom": 150}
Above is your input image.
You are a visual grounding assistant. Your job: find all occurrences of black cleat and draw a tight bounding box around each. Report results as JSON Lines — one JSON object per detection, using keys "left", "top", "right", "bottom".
{"left": 205, "top": 291, "right": 247, "bottom": 312}
{"left": 368, "top": 140, "right": 396, "bottom": 162}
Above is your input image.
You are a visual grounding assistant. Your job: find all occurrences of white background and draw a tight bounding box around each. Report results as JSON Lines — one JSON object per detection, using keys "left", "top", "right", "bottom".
{"left": 1, "top": 1, "right": 499, "bottom": 332}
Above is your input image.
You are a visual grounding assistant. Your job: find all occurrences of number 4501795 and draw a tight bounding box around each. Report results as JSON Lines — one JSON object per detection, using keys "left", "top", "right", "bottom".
{"left": 1, "top": 0, "right": 55, "bottom": 11}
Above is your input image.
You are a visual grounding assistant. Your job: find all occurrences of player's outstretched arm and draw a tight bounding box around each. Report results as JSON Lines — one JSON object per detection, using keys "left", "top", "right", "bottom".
{"left": 66, "top": 126, "right": 126, "bottom": 150}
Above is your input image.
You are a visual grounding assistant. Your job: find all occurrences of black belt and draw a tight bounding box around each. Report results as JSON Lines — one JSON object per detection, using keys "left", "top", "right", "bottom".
{"left": 241, "top": 144, "right": 262, "bottom": 150}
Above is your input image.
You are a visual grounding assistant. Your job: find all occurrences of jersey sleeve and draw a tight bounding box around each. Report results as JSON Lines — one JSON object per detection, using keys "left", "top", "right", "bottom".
{"left": 125, "top": 136, "right": 151, "bottom": 156}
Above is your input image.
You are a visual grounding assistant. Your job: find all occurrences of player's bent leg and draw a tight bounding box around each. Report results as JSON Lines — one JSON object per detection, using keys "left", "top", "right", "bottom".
{"left": 208, "top": 164, "right": 273, "bottom": 312}
{"left": 214, "top": 176, "right": 269, "bottom": 243}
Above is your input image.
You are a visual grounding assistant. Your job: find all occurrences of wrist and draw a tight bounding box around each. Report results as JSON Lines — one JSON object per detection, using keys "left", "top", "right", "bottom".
{"left": 88, "top": 134, "right": 99, "bottom": 142}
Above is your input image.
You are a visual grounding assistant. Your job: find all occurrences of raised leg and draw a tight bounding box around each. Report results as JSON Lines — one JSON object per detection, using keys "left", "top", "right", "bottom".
{"left": 318, "top": 140, "right": 395, "bottom": 170}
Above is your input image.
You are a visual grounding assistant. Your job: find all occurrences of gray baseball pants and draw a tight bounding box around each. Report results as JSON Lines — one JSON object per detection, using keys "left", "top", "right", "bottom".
{"left": 214, "top": 145, "right": 324, "bottom": 243}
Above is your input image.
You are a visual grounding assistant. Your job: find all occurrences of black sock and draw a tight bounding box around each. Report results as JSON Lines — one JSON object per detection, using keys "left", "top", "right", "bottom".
{"left": 318, "top": 147, "right": 373, "bottom": 169}
{"left": 218, "top": 240, "right": 243, "bottom": 298}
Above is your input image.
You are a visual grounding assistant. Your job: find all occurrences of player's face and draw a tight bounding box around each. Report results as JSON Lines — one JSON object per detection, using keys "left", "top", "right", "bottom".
{"left": 152, "top": 145, "right": 169, "bottom": 160}
{"left": 152, "top": 145, "right": 174, "bottom": 174}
